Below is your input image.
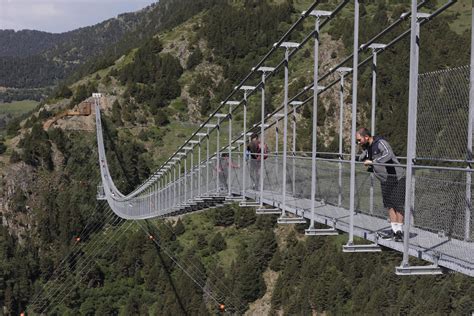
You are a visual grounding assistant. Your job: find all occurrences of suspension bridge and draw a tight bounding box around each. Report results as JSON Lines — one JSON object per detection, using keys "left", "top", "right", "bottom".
{"left": 27, "top": 0, "right": 474, "bottom": 313}
{"left": 94, "top": 0, "right": 473, "bottom": 277}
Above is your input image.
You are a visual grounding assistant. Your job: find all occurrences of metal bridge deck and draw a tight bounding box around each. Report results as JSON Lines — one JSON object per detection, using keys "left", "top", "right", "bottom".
{"left": 166, "top": 189, "right": 473, "bottom": 276}
{"left": 240, "top": 189, "right": 474, "bottom": 276}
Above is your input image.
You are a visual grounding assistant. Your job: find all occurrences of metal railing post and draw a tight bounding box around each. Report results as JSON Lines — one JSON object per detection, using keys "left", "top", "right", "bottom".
{"left": 367, "top": 43, "right": 386, "bottom": 215}
{"left": 173, "top": 164, "right": 177, "bottom": 207}
{"left": 275, "top": 119, "right": 279, "bottom": 154}
{"left": 206, "top": 127, "right": 211, "bottom": 194}
{"left": 239, "top": 86, "right": 256, "bottom": 201}
{"left": 256, "top": 67, "right": 275, "bottom": 208}
{"left": 275, "top": 42, "right": 299, "bottom": 222}
{"left": 281, "top": 47, "right": 291, "bottom": 218}
{"left": 290, "top": 101, "right": 300, "bottom": 198}
{"left": 198, "top": 141, "right": 202, "bottom": 197}
{"left": 196, "top": 133, "right": 207, "bottom": 197}
{"left": 336, "top": 67, "right": 351, "bottom": 208}
{"left": 177, "top": 161, "right": 181, "bottom": 205}
{"left": 224, "top": 101, "right": 240, "bottom": 196}
{"left": 345, "top": 0, "right": 360, "bottom": 248}
{"left": 466, "top": 0, "right": 474, "bottom": 241}
{"left": 228, "top": 105, "right": 233, "bottom": 196}
{"left": 216, "top": 118, "right": 221, "bottom": 194}
{"left": 396, "top": 6, "right": 441, "bottom": 274}
{"left": 184, "top": 157, "right": 188, "bottom": 202}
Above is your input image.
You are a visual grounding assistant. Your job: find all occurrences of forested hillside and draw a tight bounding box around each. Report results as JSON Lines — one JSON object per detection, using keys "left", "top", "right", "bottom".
{"left": 0, "top": 0, "right": 473, "bottom": 314}
{"left": 0, "top": 0, "right": 220, "bottom": 89}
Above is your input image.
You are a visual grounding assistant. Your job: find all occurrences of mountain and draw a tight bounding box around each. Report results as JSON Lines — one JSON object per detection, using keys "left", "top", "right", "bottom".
{"left": 0, "top": 0, "right": 219, "bottom": 89}
{"left": 0, "top": 9, "right": 147, "bottom": 88}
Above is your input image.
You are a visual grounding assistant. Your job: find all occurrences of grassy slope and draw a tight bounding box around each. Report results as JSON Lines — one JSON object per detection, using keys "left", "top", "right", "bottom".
{"left": 446, "top": 0, "right": 471, "bottom": 34}
{"left": 0, "top": 100, "right": 38, "bottom": 116}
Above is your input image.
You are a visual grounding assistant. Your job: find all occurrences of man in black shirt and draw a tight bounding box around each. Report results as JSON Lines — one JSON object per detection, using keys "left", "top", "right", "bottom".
{"left": 357, "top": 128, "right": 406, "bottom": 242}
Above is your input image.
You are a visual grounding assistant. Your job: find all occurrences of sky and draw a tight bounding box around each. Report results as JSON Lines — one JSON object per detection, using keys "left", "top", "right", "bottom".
{"left": 0, "top": 0, "right": 158, "bottom": 33}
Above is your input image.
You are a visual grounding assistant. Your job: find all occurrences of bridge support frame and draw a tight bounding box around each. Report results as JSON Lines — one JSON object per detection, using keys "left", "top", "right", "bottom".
{"left": 256, "top": 208, "right": 282, "bottom": 215}
{"left": 277, "top": 216, "right": 307, "bottom": 225}
{"left": 305, "top": 218, "right": 339, "bottom": 236}
{"left": 395, "top": 265, "right": 443, "bottom": 276}
{"left": 343, "top": 243, "right": 382, "bottom": 253}
{"left": 396, "top": 252, "right": 443, "bottom": 275}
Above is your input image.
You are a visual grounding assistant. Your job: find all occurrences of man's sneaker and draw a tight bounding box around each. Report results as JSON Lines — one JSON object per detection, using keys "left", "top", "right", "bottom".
{"left": 394, "top": 231, "right": 404, "bottom": 242}
{"left": 378, "top": 231, "right": 394, "bottom": 240}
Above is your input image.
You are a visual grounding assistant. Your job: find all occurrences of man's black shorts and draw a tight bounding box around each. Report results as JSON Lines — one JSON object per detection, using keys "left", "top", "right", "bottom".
{"left": 380, "top": 176, "right": 406, "bottom": 212}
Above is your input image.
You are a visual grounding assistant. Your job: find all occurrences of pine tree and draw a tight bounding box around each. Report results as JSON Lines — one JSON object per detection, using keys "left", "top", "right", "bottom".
{"left": 210, "top": 232, "right": 226, "bottom": 252}
{"left": 174, "top": 218, "right": 185, "bottom": 235}
{"left": 213, "top": 207, "right": 234, "bottom": 227}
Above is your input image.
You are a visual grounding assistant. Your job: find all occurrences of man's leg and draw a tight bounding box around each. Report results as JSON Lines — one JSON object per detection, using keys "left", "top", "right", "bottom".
{"left": 388, "top": 207, "right": 397, "bottom": 223}
{"left": 393, "top": 178, "right": 406, "bottom": 239}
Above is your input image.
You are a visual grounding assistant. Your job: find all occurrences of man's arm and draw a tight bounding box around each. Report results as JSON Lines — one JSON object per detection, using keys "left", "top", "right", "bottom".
{"left": 373, "top": 139, "right": 395, "bottom": 164}
{"left": 358, "top": 149, "right": 368, "bottom": 162}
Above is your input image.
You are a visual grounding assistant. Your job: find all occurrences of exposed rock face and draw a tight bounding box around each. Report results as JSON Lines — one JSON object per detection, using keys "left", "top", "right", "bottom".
{"left": 0, "top": 162, "right": 35, "bottom": 243}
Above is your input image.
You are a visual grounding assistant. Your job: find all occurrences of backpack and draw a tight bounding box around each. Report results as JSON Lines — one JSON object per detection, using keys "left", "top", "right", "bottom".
{"left": 257, "top": 143, "right": 269, "bottom": 160}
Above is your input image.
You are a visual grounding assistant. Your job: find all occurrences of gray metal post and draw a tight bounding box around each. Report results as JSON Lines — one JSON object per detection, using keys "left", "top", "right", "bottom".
{"left": 196, "top": 133, "right": 207, "bottom": 197}
{"left": 173, "top": 165, "right": 177, "bottom": 207}
{"left": 275, "top": 119, "right": 279, "bottom": 154}
{"left": 164, "top": 172, "right": 167, "bottom": 210}
{"left": 345, "top": 0, "right": 359, "bottom": 247}
{"left": 368, "top": 43, "right": 386, "bottom": 215}
{"left": 239, "top": 86, "right": 255, "bottom": 201}
{"left": 342, "top": 1, "right": 380, "bottom": 252}
{"left": 292, "top": 102, "right": 297, "bottom": 197}
{"left": 182, "top": 147, "right": 194, "bottom": 201}
{"left": 261, "top": 72, "right": 267, "bottom": 206}
{"left": 216, "top": 118, "right": 221, "bottom": 194}
{"left": 184, "top": 157, "right": 187, "bottom": 202}
{"left": 206, "top": 127, "right": 211, "bottom": 194}
{"left": 166, "top": 169, "right": 171, "bottom": 209}
{"left": 370, "top": 48, "right": 377, "bottom": 215}
{"left": 242, "top": 103, "right": 247, "bottom": 199}
{"left": 160, "top": 176, "right": 163, "bottom": 209}
{"left": 178, "top": 160, "right": 181, "bottom": 204}
{"left": 198, "top": 140, "right": 202, "bottom": 197}
{"left": 304, "top": 11, "right": 333, "bottom": 233}
{"left": 257, "top": 67, "right": 275, "bottom": 208}
{"left": 163, "top": 173, "right": 166, "bottom": 210}
{"left": 238, "top": 144, "right": 241, "bottom": 170}
{"left": 188, "top": 142, "right": 199, "bottom": 198}
{"left": 190, "top": 149, "right": 194, "bottom": 199}
{"left": 225, "top": 101, "right": 239, "bottom": 196}
{"left": 336, "top": 68, "right": 351, "bottom": 207}
{"left": 466, "top": 0, "right": 474, "bottom": 241}
{"left": 290, "top": 101, "right": 303, "bottom": 199}
{"left": 228, "top": 105, "right": 233, "bottom": 196}
{"left": 397, "top": 7, "right": 441, "bottom": 274}
{"left": 281, "top": 48, "right": 290, "bottom": 218}
{"left": 275, "top": 42, "right": 299, "bottom": 222}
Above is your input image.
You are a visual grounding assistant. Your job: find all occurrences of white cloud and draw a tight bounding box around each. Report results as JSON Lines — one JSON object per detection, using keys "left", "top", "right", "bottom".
{"left": 0, "top": 0, "right": 157, "bottom": 33}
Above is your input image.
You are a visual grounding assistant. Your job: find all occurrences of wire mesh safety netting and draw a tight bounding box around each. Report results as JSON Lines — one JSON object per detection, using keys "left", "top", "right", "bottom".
{"left": 417, "top": 65, "right": 470, "bottom": 161}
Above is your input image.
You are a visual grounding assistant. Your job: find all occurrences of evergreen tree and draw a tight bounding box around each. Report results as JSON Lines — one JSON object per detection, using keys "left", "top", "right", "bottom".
{"left": 174, "top": 218, "right": 185, "bottom": 235}
{"left": 186, "top": 47, "right": 203, "bottom": 70}
{"left": 213, "top": 206, "right": 234, "bottom": 227}
{"left": 210, "top": 232, "right": 226, "bottom": 252}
